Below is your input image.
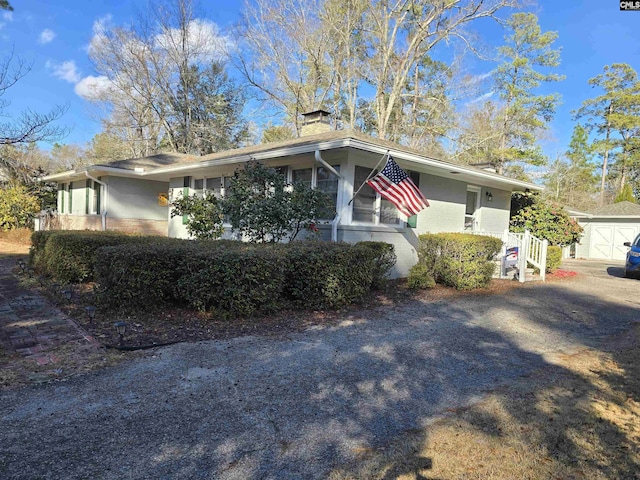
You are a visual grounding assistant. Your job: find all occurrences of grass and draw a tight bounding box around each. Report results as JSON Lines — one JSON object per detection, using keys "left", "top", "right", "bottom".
{"left": 329, "top": 326, "right": 640, "bottom": 480}
{"left": 0, "top": 228, "right": 33, "bottom": 246}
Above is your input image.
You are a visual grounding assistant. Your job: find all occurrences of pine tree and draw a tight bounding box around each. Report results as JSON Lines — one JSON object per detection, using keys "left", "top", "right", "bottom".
{"left": 492, "top": 13, "right": 564, "bottom": 175}
{"left": 574, "top": 63, "right": 640, "bottom": 205}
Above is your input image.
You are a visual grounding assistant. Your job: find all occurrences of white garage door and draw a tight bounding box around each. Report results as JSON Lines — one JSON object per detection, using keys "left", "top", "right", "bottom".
{"left": 591, "top": 224, "right": 638, "bottom": 260}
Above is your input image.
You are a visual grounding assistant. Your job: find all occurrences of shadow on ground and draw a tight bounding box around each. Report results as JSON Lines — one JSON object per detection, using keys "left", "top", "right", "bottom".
{"left": 1, "top": 269, "right": 639, "bottom": 479}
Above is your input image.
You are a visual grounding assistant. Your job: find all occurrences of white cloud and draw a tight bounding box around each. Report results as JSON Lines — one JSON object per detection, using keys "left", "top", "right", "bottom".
{"left": 3, "top": 12, "right": 13, "bottom": 21}
{"left": 38, "top": 28, "right": 56, "bottom": 44}
{"left": 74, "top": 75, "right": 114, "bottom": 100}
{"left": 47, "top": 60, "right": 82, "bottom": 83}
{"left": 154, "top": 19, "right": 232, "bottom": 62}
{"left": 86, "top": 14, "right": 113, "bottom": 54}
{"left": 468, "top": 91, "right": 495, "bottom": 105}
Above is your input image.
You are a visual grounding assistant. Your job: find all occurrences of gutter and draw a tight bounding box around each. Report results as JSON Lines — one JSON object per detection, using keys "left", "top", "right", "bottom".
{"left": 85, "top": 172, "right": 108, "bottom": 231}
{"left": 314, "top": 150, "right": 342, "bottom": 179}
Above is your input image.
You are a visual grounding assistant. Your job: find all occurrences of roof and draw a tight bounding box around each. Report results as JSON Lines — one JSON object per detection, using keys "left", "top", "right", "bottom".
{"left": 95, "top": 152, "right": 197, "bottom": 171}
{"left": 41, "top": 129, "right": 541, "bottom": 192}
{"left": 590, "top": 201, "right": 640, "bottom": 217}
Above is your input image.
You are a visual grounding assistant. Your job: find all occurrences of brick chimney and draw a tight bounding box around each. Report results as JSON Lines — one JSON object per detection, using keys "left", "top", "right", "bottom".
{"left": 300, "top": 110, "right": 332, "bottom": 136}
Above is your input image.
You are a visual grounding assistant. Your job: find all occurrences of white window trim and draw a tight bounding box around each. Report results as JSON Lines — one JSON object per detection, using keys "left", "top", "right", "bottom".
{"left": 290, "top": 164, "right": 341, "bottom": 222}
{"left": 350, "top": 165, "right": 405, "bottom": 227}
{"left": 465, "top": 185, "right": 482, "bottom": 231}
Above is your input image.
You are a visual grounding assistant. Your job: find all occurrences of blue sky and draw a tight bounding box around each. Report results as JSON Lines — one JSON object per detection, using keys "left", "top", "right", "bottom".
{"left": 1, "top": 0, "right": 639, "bottom": 160}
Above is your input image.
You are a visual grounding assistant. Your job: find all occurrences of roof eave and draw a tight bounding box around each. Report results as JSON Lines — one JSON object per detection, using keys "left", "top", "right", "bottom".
{"left": 143, "top": 136, "right": 541, "bottom": 191}
{"left": 42, "top": 166, "right": 145, "bottom": 182}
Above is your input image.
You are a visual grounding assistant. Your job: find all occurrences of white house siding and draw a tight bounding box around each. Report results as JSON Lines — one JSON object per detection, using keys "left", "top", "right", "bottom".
{"left": 575, "top": 223, "right": 591, "bottom": 259}
{"left": 339, "top": 225, "right": 419, "bottom": 278}
{"left": 107, "top": 177, "right": 169, "bottom": 221}
{"left": 168, "top": 177, "right": 191, "bottom": 239}
{"left": 478, "top": 188, "right": 511, "bottom": 233}
{"left": 417, "top": 176, "right": 466, "bottom": 232}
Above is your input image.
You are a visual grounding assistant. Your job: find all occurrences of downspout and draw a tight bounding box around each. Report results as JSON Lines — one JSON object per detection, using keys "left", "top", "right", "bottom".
{"left": 85, "top": 172, "right": 108, "bottom": 231}
{"left": 314, "top": 150, "right": 342, "bottom": 242}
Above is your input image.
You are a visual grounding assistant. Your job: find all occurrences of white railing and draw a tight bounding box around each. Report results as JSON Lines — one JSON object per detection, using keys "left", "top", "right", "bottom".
{"left": 469, "top": 229, "right": 548, "bottom": 282}
{"left": 522, "top": 230, "right": 548, "bottom": 281}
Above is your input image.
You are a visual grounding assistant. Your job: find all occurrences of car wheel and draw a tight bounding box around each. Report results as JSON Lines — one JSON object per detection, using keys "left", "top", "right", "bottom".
{"left": 623, "top": 268, "right": 630, "bottom": 278}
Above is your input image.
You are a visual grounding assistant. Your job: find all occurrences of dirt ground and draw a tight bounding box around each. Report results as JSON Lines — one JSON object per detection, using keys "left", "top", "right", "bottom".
{"left": 329, "top": 323, "right": 640, "bottom": 480}
{"left": 1, "top": 239, "right": 639, "bottom": 479}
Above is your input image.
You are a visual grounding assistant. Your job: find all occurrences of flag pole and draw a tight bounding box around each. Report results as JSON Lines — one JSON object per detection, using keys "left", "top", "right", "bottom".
{"left": 348, "top": 150, "right": 390, "bottom": 205}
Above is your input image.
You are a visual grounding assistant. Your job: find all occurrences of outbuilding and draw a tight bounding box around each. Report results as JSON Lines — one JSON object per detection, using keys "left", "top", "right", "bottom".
{"left": 570, "top": 201, "right": 640, "bottom": 261}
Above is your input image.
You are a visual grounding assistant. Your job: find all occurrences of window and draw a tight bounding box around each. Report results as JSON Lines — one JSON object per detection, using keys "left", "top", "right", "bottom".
{"left": 193, "top": 178, "right": 204, "bottom": 198}
{"left": 465, "top": 186, "right": 481, "bottom": 231}
{"left": 292, "top": 165, "right": 340, "bottom": 219}
{"left": 206, "top": 177, "right": 222, "bottom": 197}
{"left": 352, "top": 166, "right": 399, "bottom": 225}
{"left": 93, "top": 181, "right": 101, "bottom": 214}
{"left": 292, "top": 168, "right": 312, "bottom": 188}
{"left": 316, "top": 166, "right": 340, "bottom": 217}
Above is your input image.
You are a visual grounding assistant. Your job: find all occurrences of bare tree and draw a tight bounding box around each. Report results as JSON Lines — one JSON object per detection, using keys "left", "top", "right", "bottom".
{"left": 85, "top": 0, "right": 247, "bottom": 156}
{"left": 0, "top": 51, "right": 69, "bottom": 146}
{"left": 235, "top": 0, "right": 335, "bottom": 135}
{"left": 237, "top": 0, "right": 516, "bottom": 142}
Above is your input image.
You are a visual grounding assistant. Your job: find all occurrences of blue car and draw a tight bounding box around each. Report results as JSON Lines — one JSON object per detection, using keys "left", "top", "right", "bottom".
{"left": 623, "top": 234, "right": 640, "bottom": 278}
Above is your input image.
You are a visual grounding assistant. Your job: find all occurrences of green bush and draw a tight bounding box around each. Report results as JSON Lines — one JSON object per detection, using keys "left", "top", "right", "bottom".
{"left": 353, "top": 241, "right": 396, "bottom": 289}
{"left": 283, "top": 242, "right": 377, "bottom": 309}
{"left": 175, "top": 245, "right": 286, "bottom": 316}
{"left": 95, "top": 241, "right": 192, "bottom": 307}
{"left": 30, "top": 230, "right": 167, "bottom": 283}
{"left": 546, "top": 245, "right": 562, "bottom": 273}
{"left": 0, "top": 185, "right": 40, "bottom": 230}
{"left": 407, "top": 263, "right": 436, "bottom": 289}
{"left": 416, "top": 233, "right": 502, "bottom": 290}
{"left": 95, "top": 240, "right": 391, "bottom": 315}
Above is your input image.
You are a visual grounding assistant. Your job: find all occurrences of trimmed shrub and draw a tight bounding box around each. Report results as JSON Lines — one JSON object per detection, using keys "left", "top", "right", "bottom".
{"left": 546, "top": 245, "right": 562, "bottom": 273}
{"left": 175, "top": 245, "right": 286, "bottom": 316}
{"left": 283, "top": 242, "right": 377, "bottom": 309}
{"left": 356, "top": 241, "right": 397, "bottom": 289}
{"left": 95, "top": 240, "right": 392, "bottom": 315}
{"left": 30, "top": 230, "right": 168, "bottom": 283}
{"left": 416, "top": 233, "right": 503, "bottom": 290}
{"left": 407, "top": 263, "right": 436, "bottom": 289}
{"left": 95, "top": 241, "right": 192, "bottom": 307}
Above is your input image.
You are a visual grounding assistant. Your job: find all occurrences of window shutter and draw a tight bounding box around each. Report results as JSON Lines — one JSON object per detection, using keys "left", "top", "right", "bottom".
{"left": 407, "top": 171, "right": 420, "bottom": 228}
{"left": 68, "top": 182, "right": 73, "bottom": 214}
{"left": 85, "top": 179, "right": 90, "bottom": 214}
{"left": 182, "top": 176, "right": 191, "bottom": 225}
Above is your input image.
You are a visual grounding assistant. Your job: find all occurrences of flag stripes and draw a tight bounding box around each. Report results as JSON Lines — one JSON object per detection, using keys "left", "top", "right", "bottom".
{"left": 366, "top": 157, "right": 429, "bottom": 217}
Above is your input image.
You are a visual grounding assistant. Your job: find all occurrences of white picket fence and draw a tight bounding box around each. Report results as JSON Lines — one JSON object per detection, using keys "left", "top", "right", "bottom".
{"left": 470, "top": 229, "right": 548, "bottom": 282}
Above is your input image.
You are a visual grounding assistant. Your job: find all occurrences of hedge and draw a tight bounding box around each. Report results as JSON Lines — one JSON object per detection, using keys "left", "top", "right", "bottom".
{"left": 30, "top": 230, "right": 170, "bottom": 283}
{"left": 94, "top": 239, "right": 395, "bottom": 316}
{"left": 416, "top": 233, "right": 503, "bottom": 290}
{"left": 546, "top": 245, "right": 562, "bottom": 273}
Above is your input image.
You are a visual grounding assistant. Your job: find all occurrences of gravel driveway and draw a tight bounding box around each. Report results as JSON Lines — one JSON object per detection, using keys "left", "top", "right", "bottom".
{"left": 1, "top": 259, "right": 639, "bottom": 479}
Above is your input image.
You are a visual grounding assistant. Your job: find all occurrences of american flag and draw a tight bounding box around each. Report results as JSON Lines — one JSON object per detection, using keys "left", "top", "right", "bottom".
{"left": 367, "top": 156, "right": 429, "bottom": 217}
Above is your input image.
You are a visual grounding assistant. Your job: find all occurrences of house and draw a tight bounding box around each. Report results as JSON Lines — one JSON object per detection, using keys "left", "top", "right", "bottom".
{"left": 568, "top": 201, "right": 640, "bottom": 261}
{"left": 41, "top": 111, "right": 541, "bottom": 277}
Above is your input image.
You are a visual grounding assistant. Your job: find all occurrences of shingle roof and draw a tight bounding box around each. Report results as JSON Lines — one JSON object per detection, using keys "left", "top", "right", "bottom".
{"left": 95, "top": 152, "right": 197, "bottom": 171}
{"left": 590, "top": 201, "right": 640, "bottom": 216}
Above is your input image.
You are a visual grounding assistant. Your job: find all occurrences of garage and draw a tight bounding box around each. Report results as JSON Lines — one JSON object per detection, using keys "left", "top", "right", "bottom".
{"left": 570, "top": 201, "right": 640, "bottom": 261}
{"left": 590, "top": 224, "right": 638, "bottom": 260}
